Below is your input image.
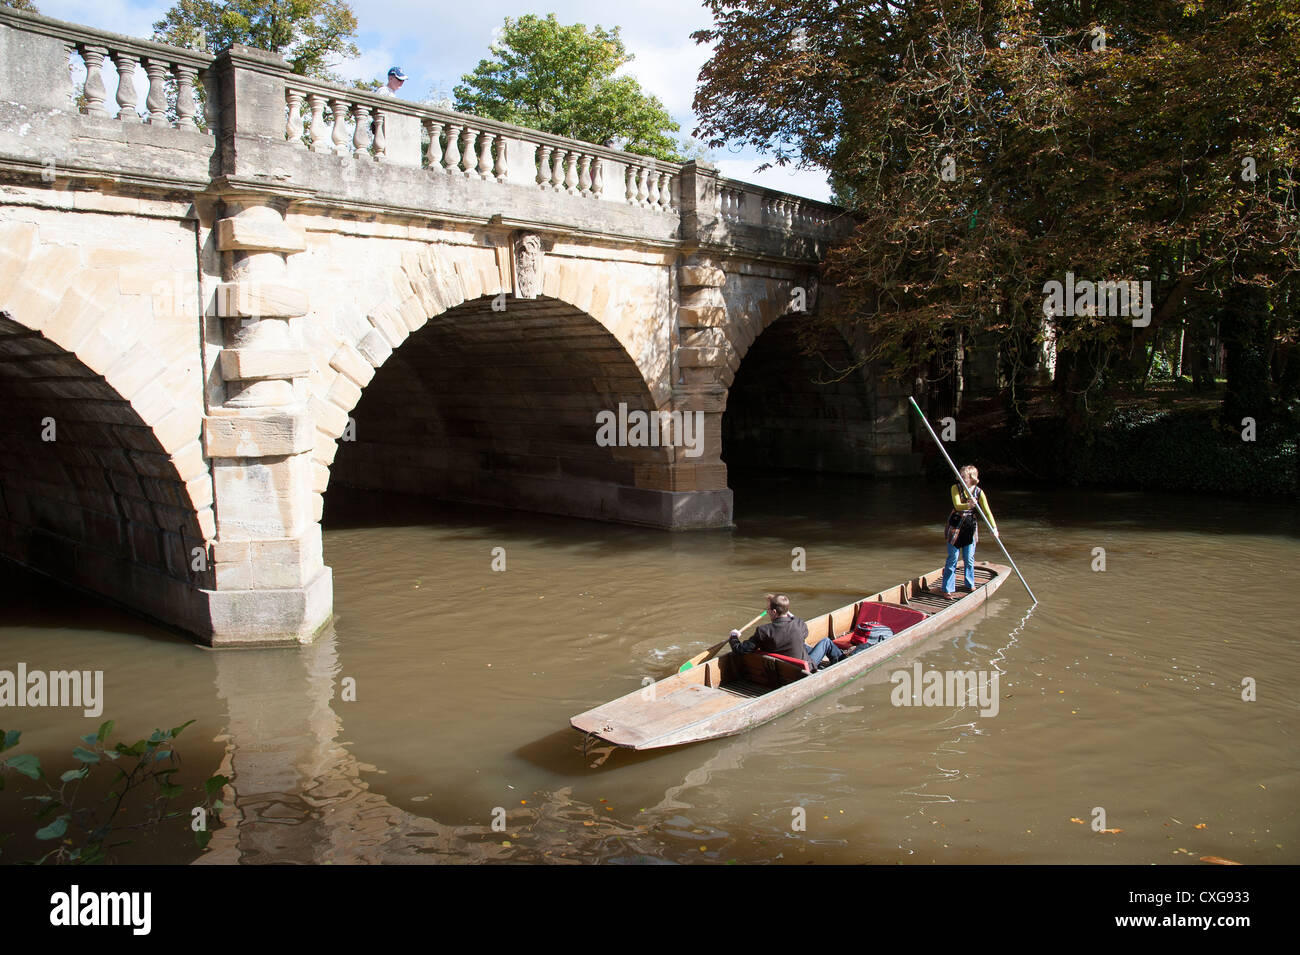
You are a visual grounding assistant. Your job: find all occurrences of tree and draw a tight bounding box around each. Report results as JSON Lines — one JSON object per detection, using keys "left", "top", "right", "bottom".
{"left": 454, "top": 14, "right": 683, "bottom": 162}
{"left": 152, "top": 0, "right": 360, "bottom": 80}
{"left": 692, "top": 0, "right": 1299, "bottom": 442}
{"left": 0, "top": 0, "right": 40, "bottom": 10}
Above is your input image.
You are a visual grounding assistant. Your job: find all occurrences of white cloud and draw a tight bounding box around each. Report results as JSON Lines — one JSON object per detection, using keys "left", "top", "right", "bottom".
{"left": 617, "top": 36, "right": 712, "bottom": 122}
{"left": 713, "top": 159, "right": 833, "bottom": 204}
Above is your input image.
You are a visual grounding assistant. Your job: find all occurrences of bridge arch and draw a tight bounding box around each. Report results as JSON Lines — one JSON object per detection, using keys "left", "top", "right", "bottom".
{"left": 0, "top": 297, "right": 211, "bottom": 635}
{"left": 302, "top": 242, "right": 683, "bottom": 528}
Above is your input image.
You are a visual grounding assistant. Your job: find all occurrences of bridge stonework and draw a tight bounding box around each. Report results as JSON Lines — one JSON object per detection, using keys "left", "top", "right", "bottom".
{"left": 0, "top": 8, "right": 918, "bottom": 646}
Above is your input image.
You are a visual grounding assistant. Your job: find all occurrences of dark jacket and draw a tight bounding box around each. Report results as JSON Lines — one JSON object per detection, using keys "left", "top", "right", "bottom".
{"left": 735, "top": 614, "right": 809, "bottom": 663}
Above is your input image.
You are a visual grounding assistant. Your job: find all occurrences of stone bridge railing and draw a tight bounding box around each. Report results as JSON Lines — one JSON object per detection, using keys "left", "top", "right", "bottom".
{"left": 0, "top": 6, "right": 846, "bottom": 261}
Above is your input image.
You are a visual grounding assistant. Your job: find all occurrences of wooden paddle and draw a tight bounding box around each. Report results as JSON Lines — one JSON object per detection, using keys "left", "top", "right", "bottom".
{"left": 679, "top": 610, "right": 767, "bottom": 672}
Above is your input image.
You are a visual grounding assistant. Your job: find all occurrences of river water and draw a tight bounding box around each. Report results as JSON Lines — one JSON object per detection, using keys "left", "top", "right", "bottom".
{"left": 1, "top": 474, "right": 1297, "bottom": 864}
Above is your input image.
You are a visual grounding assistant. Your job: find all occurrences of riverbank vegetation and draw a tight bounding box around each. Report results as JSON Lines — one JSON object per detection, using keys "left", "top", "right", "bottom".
{"left": 692, "top": 0, "right": 1298, "bottom": 494}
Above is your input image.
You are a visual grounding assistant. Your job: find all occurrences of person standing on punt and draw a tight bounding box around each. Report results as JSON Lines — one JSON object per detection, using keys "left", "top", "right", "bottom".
{"left": 940, "top": 464, "right": 999, "bottom": 600}
{"left": 729, "top": 593, "right": 850, "bottom": 671}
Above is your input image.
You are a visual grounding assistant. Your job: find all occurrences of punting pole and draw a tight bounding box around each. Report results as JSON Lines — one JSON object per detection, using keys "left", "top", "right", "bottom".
{"left": 907, "top": 396, "right": 1038, "bottom": 606}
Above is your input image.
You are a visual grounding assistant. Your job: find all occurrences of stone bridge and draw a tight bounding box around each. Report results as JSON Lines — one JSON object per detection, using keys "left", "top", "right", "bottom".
{"left": 0, "top": 8, "right": 918, "bottom": 646}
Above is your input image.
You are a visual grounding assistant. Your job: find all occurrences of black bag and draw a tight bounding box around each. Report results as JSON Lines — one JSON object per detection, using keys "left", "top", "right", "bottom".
{"left": 945, "top": 487, "right": 979, "bottom": 548}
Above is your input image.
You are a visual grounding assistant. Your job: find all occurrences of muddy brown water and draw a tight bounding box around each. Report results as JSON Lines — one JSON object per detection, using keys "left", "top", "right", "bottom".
{"left": 1, "top": 474, "right": 1297, "bottom": 864}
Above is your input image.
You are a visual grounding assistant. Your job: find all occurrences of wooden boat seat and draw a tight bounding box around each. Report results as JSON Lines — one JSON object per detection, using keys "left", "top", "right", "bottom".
{"left": 731, "top": 651, "right": 810, "bottom": 690}
{"left": 832, "top": 601, "right": 928, "bottom": 649}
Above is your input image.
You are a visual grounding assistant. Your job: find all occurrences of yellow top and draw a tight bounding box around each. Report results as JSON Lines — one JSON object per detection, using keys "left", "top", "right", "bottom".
{"left": 951, "top": 484, "right": 997, "bottom": 535}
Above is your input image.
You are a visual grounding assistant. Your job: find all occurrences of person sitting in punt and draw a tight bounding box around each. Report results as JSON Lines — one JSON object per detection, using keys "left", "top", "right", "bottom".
{"left": 728, "top": 593, "right": 851, "bottom": 672}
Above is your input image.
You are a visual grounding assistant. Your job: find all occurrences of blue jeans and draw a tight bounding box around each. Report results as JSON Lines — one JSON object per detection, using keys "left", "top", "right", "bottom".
{"left": 806, "top": 636, "right": 843, "bottom": 669}
{"left": 942, "top": 541, "right": 976, "bottom": 592}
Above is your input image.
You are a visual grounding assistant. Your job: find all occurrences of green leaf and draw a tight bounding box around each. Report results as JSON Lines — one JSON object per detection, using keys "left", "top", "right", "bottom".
{"left": 116, "top": 740, "right": 145, "bottom": 758}
{"left": 1, "top": 730, "right": 19, "bottom": 752}
{"left": 159, "top": 783, "right": 183, "bottom": 799}
{"left": 4, "top": 753, "right": 41, "bottom": 779}
{"left": 195, "top": 829, "right": 213, "bottom": 850}
{"left": 80, "top": 733, "right": 98, "bottom": 746}
{"left": 148, "top": 729, "right": 167, "bottom": 744}
{"left": 96, "top": 720, "right": 114, "bottom": 742}
{"left": 72, "top": 746, "right": 100, "bottom": 764}
{"left": 60, "top": 767, "right": 90, "bottom": 783}
{"left": 154, "top": 750, "right": 173, "bottom": 762}
{"left": 203, "top": 774, "right": 230, "bottom": 797}
{"left": 35, "top": 814, "right": 69, "bottom": 840}
{"left": 169, "top": 720, "right": 195, "bottom": 738}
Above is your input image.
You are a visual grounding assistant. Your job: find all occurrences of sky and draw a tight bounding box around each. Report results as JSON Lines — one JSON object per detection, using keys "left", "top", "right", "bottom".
{"left": 35, "top": 0, "right": 833, "bottom": 201}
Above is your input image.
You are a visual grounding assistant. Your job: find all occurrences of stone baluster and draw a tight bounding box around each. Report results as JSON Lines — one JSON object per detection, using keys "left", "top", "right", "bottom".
{"left": 143, "top": 58, "right": 169, "bottom": 124}
{"left": 460, "top": 128, "right": 477, "bottom": 176}
{"left": 551, "top": 147, "right": 566, "bottom": 192}
{"left": 372, "top": 111, "right": 387, "bottom": 162}
{"left": 111, "top": 51, "right": 140, "bottom": 121}
{"left": 477, "top": 131, "right": 494, "bottom": 179}
{"left": 658, "top": 171, "right": 673, "bottom": 211}
{"left": 493, "top": 137, "right": 507, "bottom": 181}
{"left": 626, "top": 165, "right": 637, "bottom": 204}
{"left": 592, "top": 159, "right": 604, "bottom": 198}
{"left": 424, "top": 119, "right": 444, "bottom": 171}
{"left": 307, "top": 94, "right": 328, "bottom": 152}
{"left": 329, "top": 98, "right": 349, "bottom": 154}
{"left": 636, "top": 166, "right": 650, "bottom": 207}
{"left": 646, "top": 166, "right": 660, "bottom": 208}
{"left": 175, "top": 65, "right": 198, "bottom": 129}
{"left": 578, "top": 155, "right": 592, "bottom": 197}
{"left": 78, "top": 46, "right": 109, "bottom": 116}
{"left": 564, "top": 151, "right": 578, "bottom": 195}
{"left": 536, "top": 145, "right": 552, "bottom": 188}
{"left": 351, "top": 103, "right": 372, "bottom": 155}
{"left": 442, "top": 124, "right": 461, "bottom": 172}
{"left": 285, "top": 89, "right": 303, "bottom": 144}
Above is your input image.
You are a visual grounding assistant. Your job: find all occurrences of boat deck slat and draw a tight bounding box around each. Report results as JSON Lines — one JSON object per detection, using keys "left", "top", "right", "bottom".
{"left": 719, "top": 679, "right": 771, "bottom": 699}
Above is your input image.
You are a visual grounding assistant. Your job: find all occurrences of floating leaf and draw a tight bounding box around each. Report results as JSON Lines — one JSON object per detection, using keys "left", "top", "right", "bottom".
{"left": 4, "top": 753, "right": 41, "bottom": 779}
{"left": 1194, "top": 822, "right": 1208, "bottom": 829}
{"left": 1200, "top": 855, "right": 1241, "bottom": 865}
{"left": 35, "top": 815, "right": 69, "bottom": 840}
{"left": 1069, "top": 817, "right": 1085, "bottom": 824}
{"left": 1098, "top": 828, "right": 1124, "bottom": 834}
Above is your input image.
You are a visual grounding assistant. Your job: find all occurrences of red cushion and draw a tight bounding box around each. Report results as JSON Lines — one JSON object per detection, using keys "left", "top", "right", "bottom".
{"left": 763, "top": 653, "right": 811, "bottom": 674}
{"left": 844, "top": 601, "right": 926, "bottom": 639}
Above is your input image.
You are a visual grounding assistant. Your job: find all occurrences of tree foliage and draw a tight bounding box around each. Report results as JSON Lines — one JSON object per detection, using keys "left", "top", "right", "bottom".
{"left": 0, "top": 0, "right": 40, "bottom": 11}
{"left": 455, "top": 14, "right": 683, "bottom": 162}
{"left": 692, "top": 0, "right": 1300, "bottom": 438}
{"left": 152, "top": 0, "right": 360, "bottom": 79}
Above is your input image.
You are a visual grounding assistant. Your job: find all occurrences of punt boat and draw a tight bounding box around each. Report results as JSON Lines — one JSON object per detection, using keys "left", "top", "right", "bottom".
{"left": 571, "top": 561, "right": 1011, "bottom": 750}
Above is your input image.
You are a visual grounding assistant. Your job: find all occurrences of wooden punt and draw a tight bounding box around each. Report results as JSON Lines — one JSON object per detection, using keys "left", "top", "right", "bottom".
{"left": 571, "top": 561, "right": 1011, "bottom": 750}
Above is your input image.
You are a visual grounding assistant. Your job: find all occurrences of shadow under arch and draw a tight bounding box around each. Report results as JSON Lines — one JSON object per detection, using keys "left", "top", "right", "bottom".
{"left": 722, "top": 312, "right": 880, "bottom": 475}
{"left": 0, "top": 312, "right": 210, "bottom": 636}
{"left": 326, "top": 294, "right": 678, "bottom": 526}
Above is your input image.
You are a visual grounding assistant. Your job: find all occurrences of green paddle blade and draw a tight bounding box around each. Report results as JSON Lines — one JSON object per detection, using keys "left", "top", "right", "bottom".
{"left": 678, "top": 661, "right": 693, "bottom": 673}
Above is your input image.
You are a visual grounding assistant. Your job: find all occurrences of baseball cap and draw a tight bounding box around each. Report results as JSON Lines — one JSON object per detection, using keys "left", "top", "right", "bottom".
{"left": 388, "top": 67, "right": 408, "bottom": 81}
